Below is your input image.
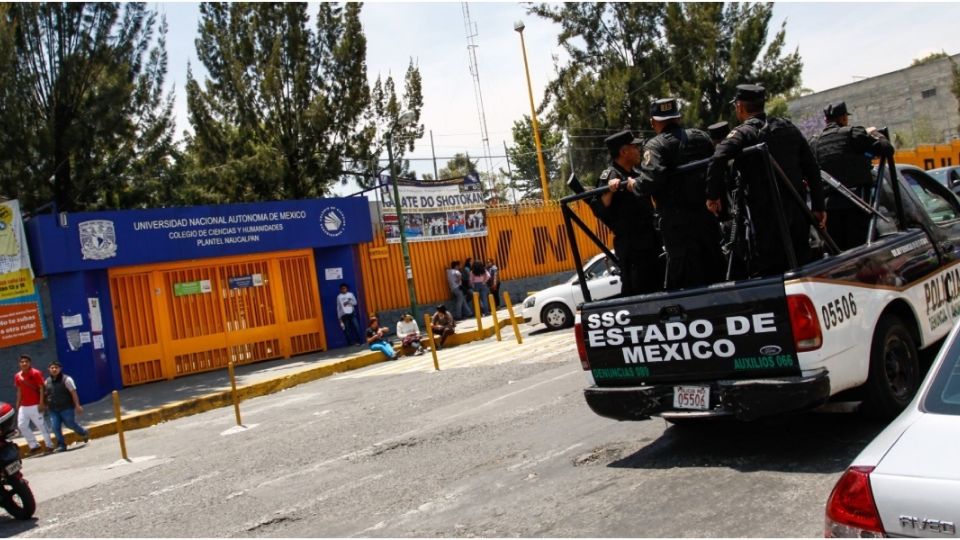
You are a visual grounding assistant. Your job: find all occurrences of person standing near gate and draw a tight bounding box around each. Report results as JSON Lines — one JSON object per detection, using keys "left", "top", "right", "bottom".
{"left": 13, "top": 354, "right": 54, "bottom": 455}
{"left": 336, "top": 283, "right": 363, "bottom": 346}
{"left": 44, "top": 361, "right": 90, "bottom": 452}
{"left": 809, "top": 101, "right": 894, "bottom": 250}
{"left": 446, "top": 261, "right": 473, "bottom": 320}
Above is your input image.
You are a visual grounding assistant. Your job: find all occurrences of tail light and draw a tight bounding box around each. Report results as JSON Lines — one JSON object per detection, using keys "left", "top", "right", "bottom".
{"left": 574, "top": 322, "right": 590, "bottom": 370}
{"left": 787, "top": 294, "right": 823, "bottom": 352}
{"left": 825, "top": 466, "right": 885, "bottom": 538}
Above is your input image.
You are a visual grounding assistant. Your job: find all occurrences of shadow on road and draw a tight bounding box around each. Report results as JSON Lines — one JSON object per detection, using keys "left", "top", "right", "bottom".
{"left": 0, "top": 516, "right": 38, "bottom": 535}
{"left": 608, "top": 411, "right": 888, "bottom": 474}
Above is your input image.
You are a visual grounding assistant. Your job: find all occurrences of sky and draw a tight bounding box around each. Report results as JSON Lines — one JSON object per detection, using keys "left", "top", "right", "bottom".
{"left": 157, "top": 2, "right": 960, "bottom": 195}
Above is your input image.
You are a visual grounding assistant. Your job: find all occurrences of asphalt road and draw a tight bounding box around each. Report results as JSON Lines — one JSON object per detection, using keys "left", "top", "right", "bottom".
{"left": 2, "top": 324, "right": 888, "bottom": 537}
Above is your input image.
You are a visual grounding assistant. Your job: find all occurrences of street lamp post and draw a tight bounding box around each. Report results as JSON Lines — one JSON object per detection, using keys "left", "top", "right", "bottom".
{"left": 514, "top": 20, "right": 551, "bottom": 203}
{"left": 387, "top": 111, "right": 418, "bottom": 319}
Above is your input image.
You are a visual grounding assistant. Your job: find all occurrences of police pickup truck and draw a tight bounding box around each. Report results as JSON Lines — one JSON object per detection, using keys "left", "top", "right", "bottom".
{"left": 562, "top": 146, "right": 960, "bottom": 423}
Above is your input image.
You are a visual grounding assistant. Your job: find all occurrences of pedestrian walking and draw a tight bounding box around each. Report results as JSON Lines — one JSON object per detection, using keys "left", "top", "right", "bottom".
{"left": 44, "top": 361, "right": 90, "bottom": 452}
{"left": 365, "top": 316, "right": 398, "bottom": 360}
{"left": 336, "top": 283, "right": 364, "bottom": 346}
{"left": 13, "top": 354, "right": 53, "bottom": 455}
{"left": 431, "top": 306, "right": 456, "bottom": 350}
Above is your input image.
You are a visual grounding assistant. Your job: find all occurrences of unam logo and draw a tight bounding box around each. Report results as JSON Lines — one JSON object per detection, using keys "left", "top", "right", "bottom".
{"left": 78, "top": 219, "right": 118, "bottom": 260}
{"left": 319, "top": 207, "right": 346, "bottom": 237}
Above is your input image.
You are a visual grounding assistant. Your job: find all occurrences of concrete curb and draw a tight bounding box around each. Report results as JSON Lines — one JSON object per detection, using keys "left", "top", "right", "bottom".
{"left": 19, "top": 316, "right": 524, "bottom": 456}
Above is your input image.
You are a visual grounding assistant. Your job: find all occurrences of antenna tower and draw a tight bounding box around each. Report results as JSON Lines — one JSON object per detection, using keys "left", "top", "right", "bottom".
{"left": 462, "top": 3, "right": 495, "bottom": 191}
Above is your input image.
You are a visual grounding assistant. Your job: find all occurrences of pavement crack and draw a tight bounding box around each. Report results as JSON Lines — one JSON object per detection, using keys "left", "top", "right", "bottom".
{"left": 573, "top": 444, "right": 627, "bottom": 466}
{"left": 244, "top": 512, "right": 301, "bottom": 532}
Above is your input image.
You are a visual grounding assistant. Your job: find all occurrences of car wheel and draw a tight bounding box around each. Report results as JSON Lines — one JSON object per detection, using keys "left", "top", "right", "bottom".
{"left": 541, "top": 302, "right": 573, "bottom": 330}
{"left": 862, "top": 315, "right": 920, "bottom": 420}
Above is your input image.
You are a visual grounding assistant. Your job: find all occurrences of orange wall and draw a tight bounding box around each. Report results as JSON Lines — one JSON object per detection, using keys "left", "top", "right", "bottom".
{"left": 358, "top": 201, "right": 612, "bottom": 313}
{"left": 896, "top": 140, "right": 960, "bottom": 169}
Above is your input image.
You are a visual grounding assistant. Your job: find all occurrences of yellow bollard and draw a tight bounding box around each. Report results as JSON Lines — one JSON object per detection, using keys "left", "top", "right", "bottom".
{"left": 111, "top": 390, "right": 128, "bottom": 461}
{"left": 473, "top": 291, "right": 483, "bottom": 334}
{"left": 489, "top": 293, "right": 502, "bottom": 341}
{"left": 228, "top": 361, "right": 243, "bottom": 426}
{"left": 503, "top": 292, "right": 524, "bottom": 345}
{"left": 424, "top": 313, "right": 440, "bottom": 371}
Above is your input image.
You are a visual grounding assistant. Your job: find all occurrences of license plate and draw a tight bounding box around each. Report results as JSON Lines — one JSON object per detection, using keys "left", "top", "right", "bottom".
{"left": 673, "top": 386, "right": 710, "bottom": 410}
{"left": 4, "top": 461, "right": 21, "bottom": 475}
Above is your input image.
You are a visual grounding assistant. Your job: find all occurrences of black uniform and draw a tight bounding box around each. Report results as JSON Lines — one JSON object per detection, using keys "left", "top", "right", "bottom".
{"left": 810, "top": 120, "right": 893, "bottom": 250}
{"left": 592, "top": 162, "right": 664, "bottom": 296}
{"left": 639, "top": 125, "right": 724, "bottom": 289}
{"left": 706, "top": 113, "right": 824, "bottom": 275}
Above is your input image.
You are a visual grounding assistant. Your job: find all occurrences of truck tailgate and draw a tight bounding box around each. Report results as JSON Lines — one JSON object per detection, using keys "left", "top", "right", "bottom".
{"left": 581, "top": 277, "right": 801, "bottom": 386}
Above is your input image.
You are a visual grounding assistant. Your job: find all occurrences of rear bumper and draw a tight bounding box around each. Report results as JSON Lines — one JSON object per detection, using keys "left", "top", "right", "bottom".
{"left": 583, "top": 370, "right": 831, "bottom": 422}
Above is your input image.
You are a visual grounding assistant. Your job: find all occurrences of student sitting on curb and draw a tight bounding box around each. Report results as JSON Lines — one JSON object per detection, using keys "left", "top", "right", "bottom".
{"left": 396, "top": 313, "right": 427, "bottom": 356}
{"left": 431, "top": 305, "right": 456, "bottom": 350}
{"left": 366, "top": 316, "right": 399, "bottom": 360}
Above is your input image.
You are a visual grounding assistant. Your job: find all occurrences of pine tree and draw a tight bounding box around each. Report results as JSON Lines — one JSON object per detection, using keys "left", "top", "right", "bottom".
{"left": 0, "top": 3, "right": 178, "bottom": 212}
{"left": 185, "top": 3, "right": 423, "bottom": 201}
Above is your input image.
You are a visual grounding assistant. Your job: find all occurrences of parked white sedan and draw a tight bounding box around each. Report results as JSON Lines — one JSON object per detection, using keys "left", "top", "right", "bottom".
{"left": 824, "top": 320, "right": 960, "bottom": 537}
{"left": 521, "top": 253, "right": 620, "bottom": 330}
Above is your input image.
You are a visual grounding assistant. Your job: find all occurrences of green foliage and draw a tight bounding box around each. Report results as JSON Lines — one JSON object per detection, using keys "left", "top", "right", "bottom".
{"left": 437, "top": 153, "right": 478, "bottom": 180}
{"left": 526, "top": 2, "right": 803, "bottom": 182}
{"left": 911, "top": 50, "right": 948, "bottom": 66}
{"left": 0, "top": 3, "right": 178, "bottom": 212}
{"left": 185, "top": 3, "right": 423, "bottom": 202}
{"left": 359, "top": 60, "right": 425, "bottom": 188}
{"left": 504, "top": 115, "right": 564, "bottom": 200}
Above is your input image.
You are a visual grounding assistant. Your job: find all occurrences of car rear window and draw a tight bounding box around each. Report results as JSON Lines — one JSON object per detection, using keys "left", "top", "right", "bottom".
{"left": 923, "top": 334, "right": 960, "bottom": 415}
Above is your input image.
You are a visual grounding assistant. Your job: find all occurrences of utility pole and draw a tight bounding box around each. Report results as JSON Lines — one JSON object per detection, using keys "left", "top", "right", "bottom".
{"left": 462, "top": 3, "right": 496, "bottom": 190}
{"left": 430, "top": 130, "right": 438, "bottom": 180}
{"left": 514, "top": 21, "right": 550, "bottom": 203}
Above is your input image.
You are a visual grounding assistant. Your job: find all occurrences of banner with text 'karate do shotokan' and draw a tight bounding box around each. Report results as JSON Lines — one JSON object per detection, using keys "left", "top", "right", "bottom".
{"left": 0, "top": 200, "right": 46, "bottom": 348}
{"left": 379, "top": 173, "right": 487, "bottom": 243}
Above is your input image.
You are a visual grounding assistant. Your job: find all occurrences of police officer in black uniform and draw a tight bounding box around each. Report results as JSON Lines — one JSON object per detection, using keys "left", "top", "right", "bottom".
{"left": 705, "top": 84, "right": 826, "bottom": 276}
{"left": 591, "top": 130, "right": 664, "bottom": 296}
{"left": 637, "top": 98, "right": 724, "bottom": 289}
{"left": 809, "top": 101, "right": 894, "bottom": 250}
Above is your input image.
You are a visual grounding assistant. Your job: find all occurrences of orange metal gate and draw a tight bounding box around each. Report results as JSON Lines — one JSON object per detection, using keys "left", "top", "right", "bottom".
{"left": 109, "top": 250, "right": 325, "bottom": 386}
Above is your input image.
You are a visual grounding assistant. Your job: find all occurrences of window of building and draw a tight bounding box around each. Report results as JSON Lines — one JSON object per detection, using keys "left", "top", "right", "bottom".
{"left": 921, "top": 88, "right": 937, "bottom": 99}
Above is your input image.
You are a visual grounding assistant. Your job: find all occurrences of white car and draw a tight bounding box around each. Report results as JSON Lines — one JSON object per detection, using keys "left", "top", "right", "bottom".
{"left": 521, "top": 253, "right": 621, "bottom": 330}
{"left": 824, "top": 320, "right": 960, "bottom": 538}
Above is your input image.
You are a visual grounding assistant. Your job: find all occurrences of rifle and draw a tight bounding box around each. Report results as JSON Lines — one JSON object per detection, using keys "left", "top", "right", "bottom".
{"left": 723, "top": 172, "right": 753, "bottom": 280}
{"left": 820, "top": 171, "right": 891, "bottom": 222}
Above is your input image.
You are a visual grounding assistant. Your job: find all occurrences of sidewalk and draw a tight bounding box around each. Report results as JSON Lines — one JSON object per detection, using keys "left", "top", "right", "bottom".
{"left": 15, "top": 307, "right": 526, "bottom": 454}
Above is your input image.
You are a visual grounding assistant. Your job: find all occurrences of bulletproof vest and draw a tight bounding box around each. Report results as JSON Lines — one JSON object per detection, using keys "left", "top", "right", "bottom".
{"left": 662, "top": 128, "right": 714, "bottom": 211}
{"left": 44, "top": 374, "right": 73, "bottom": 411}
{"left": 753, "top": 116, "right": 807, "bottom": 193}
{"left": 814, "top": 125, "right": 873, "bottom": 187}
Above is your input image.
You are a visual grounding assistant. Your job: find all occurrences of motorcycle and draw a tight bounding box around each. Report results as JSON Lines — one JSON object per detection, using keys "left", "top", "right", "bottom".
{"left": 0, "top": 402, "right": 35, "bottom": 520}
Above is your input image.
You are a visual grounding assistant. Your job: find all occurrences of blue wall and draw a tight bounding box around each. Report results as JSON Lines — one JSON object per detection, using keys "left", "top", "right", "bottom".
{"left": 26, "top": 198, "right": 373, "bottom": 403}
{"left": 46, "top": 271, "right": 121, "bottom": 404}
{"left": 314, "top": 245, "right": 367, "bottom": 350}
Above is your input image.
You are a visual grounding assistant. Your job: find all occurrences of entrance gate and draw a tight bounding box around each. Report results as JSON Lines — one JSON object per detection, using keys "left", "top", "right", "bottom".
{"left": 108, "top": 249, "right": 325, "bottom": 386}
